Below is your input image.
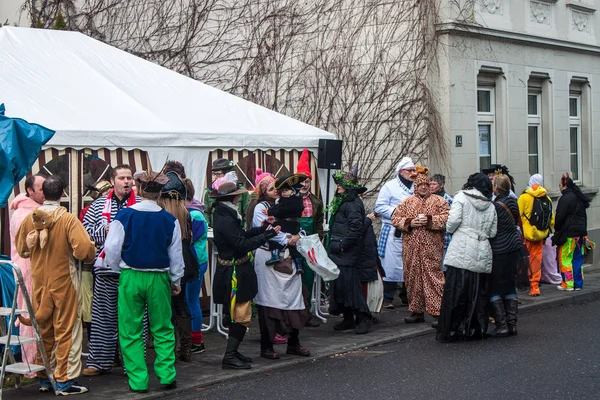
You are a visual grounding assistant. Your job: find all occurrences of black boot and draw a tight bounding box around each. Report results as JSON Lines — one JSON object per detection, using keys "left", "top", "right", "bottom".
{"left": 222, "top": 323, "right": 251, "bottom": 369}
{"left": 489, "top": 300, "right": 509, "bottom": 338}
{"left": 355, "top": 312, "right": 372, "bottom": 335}
{"left": 177, "top": 315, "right": 193, "bottom": 362}
{"left": 504, "top": 299, "right": 518, "bottom": 336}
{"left": 334, "top": 309, "right": 356, "bottom": 331}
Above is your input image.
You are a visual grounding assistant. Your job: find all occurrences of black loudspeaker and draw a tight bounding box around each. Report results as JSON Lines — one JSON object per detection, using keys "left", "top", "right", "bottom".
{"left": 317, "top": 139, "right": 343, "bottom": 169}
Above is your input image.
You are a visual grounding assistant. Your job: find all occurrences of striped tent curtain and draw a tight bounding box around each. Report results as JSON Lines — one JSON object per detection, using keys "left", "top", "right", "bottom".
{"left": 1, "top": 148, "right": 150, "bottom": 255}
{"left": 206, "top": 149, "right": 321, "bottom": 198}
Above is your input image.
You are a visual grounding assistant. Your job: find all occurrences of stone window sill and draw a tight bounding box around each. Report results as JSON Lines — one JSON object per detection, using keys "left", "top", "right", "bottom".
{"left": 546, "top": 186, "right": 599, "bottom": 201}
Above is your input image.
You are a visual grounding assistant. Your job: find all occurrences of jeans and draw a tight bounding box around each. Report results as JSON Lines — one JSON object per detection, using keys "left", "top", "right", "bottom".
{"left": 185, "top": 262, "right": 208, "bottom": 332}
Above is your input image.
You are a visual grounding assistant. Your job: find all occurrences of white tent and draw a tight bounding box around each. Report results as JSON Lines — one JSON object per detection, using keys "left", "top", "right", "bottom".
{"left": 0, "top": 26, "right": 335, "bottom": 192}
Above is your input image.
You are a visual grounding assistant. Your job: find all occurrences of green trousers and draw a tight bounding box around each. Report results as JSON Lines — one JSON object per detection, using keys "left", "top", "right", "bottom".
{"left": 118, "top": 269, "right": 176, "bottom": 391}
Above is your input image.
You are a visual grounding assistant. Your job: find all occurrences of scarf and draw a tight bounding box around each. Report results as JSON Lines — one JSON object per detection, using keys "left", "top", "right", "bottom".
{"left": 325, "top": 192, "right": 348, "bottom": 250}
{"left": 95, "top": 189, "right": 137, "bottom": 266}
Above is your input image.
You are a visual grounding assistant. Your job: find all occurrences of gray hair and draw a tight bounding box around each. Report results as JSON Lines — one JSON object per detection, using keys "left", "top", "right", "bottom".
{"left": 431, "top": 174, "right": 445, "bottom": 186}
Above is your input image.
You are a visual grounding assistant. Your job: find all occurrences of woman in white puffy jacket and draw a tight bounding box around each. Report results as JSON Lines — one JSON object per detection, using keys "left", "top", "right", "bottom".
{"left": 436, "top": 172, "right": 497, "bottom": 342}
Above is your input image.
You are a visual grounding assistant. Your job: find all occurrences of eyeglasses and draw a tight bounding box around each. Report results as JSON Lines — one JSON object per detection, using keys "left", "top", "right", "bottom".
{"left": 212, "top": 171, "right": 225, "bottom": 177}
{"left": 403, "top": 168, "right": 417, "bottom": 173}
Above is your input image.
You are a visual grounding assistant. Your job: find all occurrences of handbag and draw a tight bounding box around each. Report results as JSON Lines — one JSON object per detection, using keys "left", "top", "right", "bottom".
{"left": 272, "top": 249, "right": 294, "bottom": 275}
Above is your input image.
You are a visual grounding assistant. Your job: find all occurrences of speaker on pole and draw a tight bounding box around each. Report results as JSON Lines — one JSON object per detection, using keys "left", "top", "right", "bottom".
{"left": 317, "top": 139, "right": 343, "bottom": 169}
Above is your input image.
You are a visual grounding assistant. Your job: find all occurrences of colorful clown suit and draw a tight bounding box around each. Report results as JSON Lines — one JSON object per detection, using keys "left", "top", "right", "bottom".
{"left": 558, "top": 237, "right": 595, "bottom": 290}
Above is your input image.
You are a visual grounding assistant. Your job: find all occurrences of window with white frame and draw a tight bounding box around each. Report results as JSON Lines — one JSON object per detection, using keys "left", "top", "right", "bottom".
{"left": 477, "top": 88, "right": 494, "bottom": 170}
{"left": 569, "top": 93, "right": 581, "bottom": 182}
{"left": 527, "top": 91, "right": 541, "bottom": 175}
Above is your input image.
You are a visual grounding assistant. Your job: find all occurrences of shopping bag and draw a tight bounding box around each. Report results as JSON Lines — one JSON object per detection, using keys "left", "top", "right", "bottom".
{"left": 366, "top": 271, "right": 384, "bottom": 313}
{"left": 296, "top": 234, "right": 340, "bottom": 281}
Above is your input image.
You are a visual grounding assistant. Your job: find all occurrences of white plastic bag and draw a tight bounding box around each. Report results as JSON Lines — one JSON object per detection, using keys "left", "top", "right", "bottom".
{"left": 366, "top": 271, "right": 384, "bottom": 313}
{"left": 296, "top": 234, "right": 340, "bottom": 281}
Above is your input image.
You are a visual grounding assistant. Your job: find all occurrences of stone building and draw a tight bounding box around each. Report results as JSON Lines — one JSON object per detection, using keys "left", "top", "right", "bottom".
{"left": 431, "top": 0, "right": 600, "bottom": 259}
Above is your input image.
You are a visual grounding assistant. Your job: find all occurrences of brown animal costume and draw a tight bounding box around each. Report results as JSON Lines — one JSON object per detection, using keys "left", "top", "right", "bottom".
{"left": 15, "top": 204, "right": 96, "bottom": 386}
{"left": 392, "top": 166, "right": 449, "bottom": 322}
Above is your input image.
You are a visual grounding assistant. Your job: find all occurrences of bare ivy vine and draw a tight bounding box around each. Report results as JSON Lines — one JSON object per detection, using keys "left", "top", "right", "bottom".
{"left": 20, "top": 0, "right": 483, "bottom": 196}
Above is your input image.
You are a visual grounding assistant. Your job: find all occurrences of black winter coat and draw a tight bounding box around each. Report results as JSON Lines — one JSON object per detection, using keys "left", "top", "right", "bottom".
{"left": 554, "top": 188, "right": 588, "bottom": 239}
{"left": 328, "top": 195, "right": 365, "bottom": 267}
{"left": 490, "top": 194, "right": 522, "bottom": 254}
{"left": 212, "top": 202, "right": 276, "bottom": 306}
{"left": 268, "top": 195, "right": 303, "bottom": 235}
{"left": 357, "top": 217, "right": 383, "bottom": 282}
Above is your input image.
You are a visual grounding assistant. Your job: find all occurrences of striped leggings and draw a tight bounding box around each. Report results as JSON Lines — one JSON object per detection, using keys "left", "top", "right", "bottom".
{"left": 87, "top": 274, "right": 147, "bottom": 371}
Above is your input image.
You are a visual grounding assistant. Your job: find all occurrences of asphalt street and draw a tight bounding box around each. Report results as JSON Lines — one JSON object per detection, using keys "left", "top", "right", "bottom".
{"left": 167, "top": 300, "right": 600, "bottom": 400}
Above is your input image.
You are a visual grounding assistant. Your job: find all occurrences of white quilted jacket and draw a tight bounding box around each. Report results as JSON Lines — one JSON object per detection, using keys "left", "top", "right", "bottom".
{"left": 444, "top": 189, "right": 498, "bottom": 274}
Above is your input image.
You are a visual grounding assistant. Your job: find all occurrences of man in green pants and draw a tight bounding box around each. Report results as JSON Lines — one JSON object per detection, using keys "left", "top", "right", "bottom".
{"left": 103, "top": 170, "right": 184, "bottom": 392}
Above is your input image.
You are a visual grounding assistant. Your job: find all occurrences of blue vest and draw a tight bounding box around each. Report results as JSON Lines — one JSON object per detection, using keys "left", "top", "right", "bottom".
{"left": 115, "top": 208, "right": 176, "bottom": 269}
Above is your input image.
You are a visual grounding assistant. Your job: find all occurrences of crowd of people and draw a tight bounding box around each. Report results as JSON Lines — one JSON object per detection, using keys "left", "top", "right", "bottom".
{"left": 6, "top": 148, "right": 595, "bottom": 395}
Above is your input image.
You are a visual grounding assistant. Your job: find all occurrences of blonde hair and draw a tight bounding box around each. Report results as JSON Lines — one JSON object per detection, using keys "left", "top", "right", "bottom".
{"left": 494, "top": 174, "right": 511, "bottom": 195}
{"left": 158, "top": 197, "right": 190, "bottom": 240}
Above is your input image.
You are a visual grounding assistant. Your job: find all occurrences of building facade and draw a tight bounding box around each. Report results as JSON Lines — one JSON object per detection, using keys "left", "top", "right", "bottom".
{"left": 431, "top": 0, "right": 600, "bottom": 260}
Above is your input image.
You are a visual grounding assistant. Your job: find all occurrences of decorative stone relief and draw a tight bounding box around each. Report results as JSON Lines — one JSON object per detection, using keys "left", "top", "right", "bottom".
{"left": 572, "top": 10, "right": 591, "bottom": 33}
{"left": 530, "top": 1, "right": 551, "bottom": 25}
{"left": 481, "top": 0, "right": 503, "bottom": 15}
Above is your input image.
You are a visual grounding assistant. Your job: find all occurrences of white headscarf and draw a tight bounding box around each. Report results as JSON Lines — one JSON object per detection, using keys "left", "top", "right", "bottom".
{"left": 395, "top": 157, "right": 415, "bottom": 173}
{"left": 529, "top": 174, "right": 543, "bottom": 187}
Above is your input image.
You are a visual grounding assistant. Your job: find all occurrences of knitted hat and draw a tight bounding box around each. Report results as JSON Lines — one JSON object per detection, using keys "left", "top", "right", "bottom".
{"left": 296, "top": 148, "right": 312, "bottom": 180}
{"left": 255, "top": 168, "right": 276, "bottom": 196}
{"left": 333, "top": 165, "right": 367, "bottom": 194}
{"left": 410, "top": 166, "right": 430, "bottom": 187}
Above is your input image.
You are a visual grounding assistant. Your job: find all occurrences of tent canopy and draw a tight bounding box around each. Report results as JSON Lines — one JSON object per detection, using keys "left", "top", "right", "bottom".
{"left": 0, "top": 26, "right": 335, "bottom": 192}
{"left": 0, "top": 26, "right": 335, "bottom": 150}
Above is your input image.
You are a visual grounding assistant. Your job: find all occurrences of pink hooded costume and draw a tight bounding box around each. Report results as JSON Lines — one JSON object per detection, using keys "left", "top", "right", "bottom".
{"left": 9, "top": 193, "right": 42, "bottom": 375}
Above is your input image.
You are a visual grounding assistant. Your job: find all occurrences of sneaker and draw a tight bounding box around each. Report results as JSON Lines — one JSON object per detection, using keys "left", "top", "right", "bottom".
{"left": 191, "top": 342, "right": 206, "bottom": 354}
{"left": 574, "top": 288, "right": 582, "bottom": 291}
{"left": 39, "top": 385, "right": 52, "bottom": 393}
{"left": 58, "top": 383, "right": 88, "bottom": 396}
{"left": 382, "top": 301, "right": 394, "bottom": 310}
{"left": 557, "top": 285, "right": 574, "bottom": 292}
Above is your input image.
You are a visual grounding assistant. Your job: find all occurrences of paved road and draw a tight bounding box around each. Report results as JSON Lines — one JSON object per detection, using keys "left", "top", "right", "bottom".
{"left": 167, "top": 300, "right": 600, "bottom": 400}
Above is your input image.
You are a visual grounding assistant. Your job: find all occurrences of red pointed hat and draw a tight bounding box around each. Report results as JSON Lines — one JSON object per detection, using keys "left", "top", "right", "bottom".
{"left": 296, "top": 148, "right": 312, "bottom": 180}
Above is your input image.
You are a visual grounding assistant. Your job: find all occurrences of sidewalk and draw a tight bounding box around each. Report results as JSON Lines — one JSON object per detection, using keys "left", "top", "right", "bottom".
{"left": 6, "top": 266, "right": 600, "bottom": 399}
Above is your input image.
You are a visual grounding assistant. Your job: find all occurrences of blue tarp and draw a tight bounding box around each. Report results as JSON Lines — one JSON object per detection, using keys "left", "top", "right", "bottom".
{"left": 0, "top": 103, "right": 55, "bottom": 207}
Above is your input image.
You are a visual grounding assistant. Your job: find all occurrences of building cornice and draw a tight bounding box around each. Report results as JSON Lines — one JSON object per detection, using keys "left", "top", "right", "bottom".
{"left": 436, "top": 22, "right": 600, "bottom": 55}
{"left": 566, "top": 1, "right": 597, "bottom": 13}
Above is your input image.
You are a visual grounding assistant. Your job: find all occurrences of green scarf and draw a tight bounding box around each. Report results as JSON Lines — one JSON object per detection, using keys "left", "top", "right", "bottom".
{"left": 325, "top": 193, "right": 348, "bottom": 250}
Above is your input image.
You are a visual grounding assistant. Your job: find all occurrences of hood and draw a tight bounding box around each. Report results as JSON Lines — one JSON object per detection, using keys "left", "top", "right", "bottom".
{"left": 525, "top": 186, "right": 547, "bottom": 197}
{"left": 187, "top": 198, "right": 205, "bottom": 212}
{"left": 25, "top": 206, "right": 67, "bottom": 251}
{"left": 10, "top": 193, "right": 41, "bottom": 211}
{"left": 463, "top": 189, "right": 493, "bottom": 211}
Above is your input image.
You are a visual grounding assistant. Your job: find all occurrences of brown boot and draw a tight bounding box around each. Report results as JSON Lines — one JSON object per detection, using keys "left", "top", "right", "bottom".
{"left": 404, "top": 312, "right": 425, "bottom": 323}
